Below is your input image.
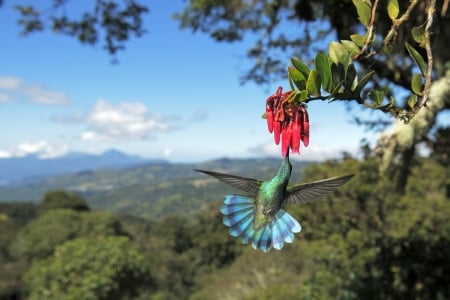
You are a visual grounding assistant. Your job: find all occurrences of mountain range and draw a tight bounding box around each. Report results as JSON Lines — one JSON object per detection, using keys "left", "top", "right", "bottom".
{"left": 0, "top": 153, "right": 310, "bottom": 220}
{"left": 0, "top": 149, "right": 167, "bottom": 186}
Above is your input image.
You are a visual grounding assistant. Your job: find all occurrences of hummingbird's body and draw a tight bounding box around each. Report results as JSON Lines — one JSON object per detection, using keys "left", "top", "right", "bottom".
{"left": 196, "top": 155, "right": 353, "bottom": 252}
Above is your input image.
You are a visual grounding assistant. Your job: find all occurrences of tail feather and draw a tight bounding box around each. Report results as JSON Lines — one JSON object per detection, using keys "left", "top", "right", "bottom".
{"left": 224, "top": 195, "right": 254, "bottom": 205}
{"left": 271, "top": 219, "right": 285, "bottom": 250}
{"left": 228, "top": 212, "right": 254, "bottom": 237}
{"left": 221, "top": 206, "right": 254, "bottom": 226}
{"left": 240, "top": 224, "right": 255, "bottom": 244}
{"left": 279, "top": 210, "right": 301, "bottom": 233}
{"left": 221, "top": 195, "right": 255, "bottom": 239}
{"left": 252, "top": 225, "right": 272, "bottom": 253}
{"left": 271, "top": 209, "right": 302, "bottom": 250}
{"left": 220, "top": 195, "right": 302, "bottom": 252}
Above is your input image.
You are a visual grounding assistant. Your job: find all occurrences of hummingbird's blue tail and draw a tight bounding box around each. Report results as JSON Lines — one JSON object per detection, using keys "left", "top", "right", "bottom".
{"left": 271, "top": 209, "right": 302, "bottom": 250}
{"left": 220, "top": 195, "right": 301, "bottom": 252}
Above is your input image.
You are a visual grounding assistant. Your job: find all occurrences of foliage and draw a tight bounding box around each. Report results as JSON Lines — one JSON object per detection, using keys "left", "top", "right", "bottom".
{"left": 14, "top": 209, "right": 128, "bottom": 262}
{"left": 24, "top": 236, "right": 153, "bottom": 300}
{"left": 0, "top": 158, "right": 308, "bottom": 220}
{"left": 11, "top": 0, "right": 148, "bottom": 57}
{"left": 38, "top": 190, "right": 90, "bottom": 214}
{"left": 175, "top": 0, "right": 450, "bottom": 86}
{"left": 285, "top": 0, "right": 436, "bottom": 123}
{"left": 0, "top": 154, "right": 449, "bottom": 299}
{"left": 186, "top": 154, "right": 450, "bottom": 300}
{"left": 0, "top": 202, "right": 36, "bottom": 226}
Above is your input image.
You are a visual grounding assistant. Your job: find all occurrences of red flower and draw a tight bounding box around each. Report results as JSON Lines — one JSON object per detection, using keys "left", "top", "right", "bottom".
{"left": 265, "top": 87, "right": 310, "bottom": 157}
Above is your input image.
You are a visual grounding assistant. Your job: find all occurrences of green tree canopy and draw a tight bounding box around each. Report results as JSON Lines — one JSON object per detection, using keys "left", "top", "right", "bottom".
{"left": 24, "top": 236, "right": 153, "bottom": 300}
{"left": 14, "top": 209, "right": 128, "bottom": 261}
{"left": 38, "top": 190, "right": 90, "bottom": 215}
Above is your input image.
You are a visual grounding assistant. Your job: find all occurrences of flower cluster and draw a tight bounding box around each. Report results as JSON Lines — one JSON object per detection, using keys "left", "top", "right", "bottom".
{"left": 265, "top": 87, "right": 309, "bottom": 157}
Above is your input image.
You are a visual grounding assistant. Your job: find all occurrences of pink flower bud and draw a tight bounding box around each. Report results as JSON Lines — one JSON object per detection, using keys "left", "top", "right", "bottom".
{"left": 291, "top": 117, "right": 301, "bottom": 154}
{"left": 281, "top": 122, "right": 292, "bottom": 157}
{"left": 300, "top": 106, "right": 310, "bottom": 147}
{"left": 273, "top": 121, "right": 281, "bottom": 145}
{"left": 266, "top": 106, "right": 274, "bottom": 133}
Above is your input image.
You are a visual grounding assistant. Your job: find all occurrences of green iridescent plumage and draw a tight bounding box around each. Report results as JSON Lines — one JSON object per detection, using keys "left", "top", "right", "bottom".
{"left": 196, "top": 154, "right": 353, "bottom": 252}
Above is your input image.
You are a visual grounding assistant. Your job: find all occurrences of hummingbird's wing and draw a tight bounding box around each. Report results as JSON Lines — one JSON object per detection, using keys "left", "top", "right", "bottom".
{"left": 195, "top": 169, "right": 262, "bottom": 195}
{"left": 285, "top": 174, "right": 354, "bottom": 204}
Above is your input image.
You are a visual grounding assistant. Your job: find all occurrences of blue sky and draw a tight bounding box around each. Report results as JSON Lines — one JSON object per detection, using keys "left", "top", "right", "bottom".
{"left": 0, "top": 1, "right": 377, "bottom": 162}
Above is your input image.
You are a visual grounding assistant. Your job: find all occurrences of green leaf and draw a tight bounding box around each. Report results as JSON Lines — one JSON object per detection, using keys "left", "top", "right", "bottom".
{"left": 306, "top": 69, "right": 321, "bottom": 96}
{"left": 369, "top": 90, "right": 385, "bottom": 105}
{"left": 288, "top": 66, "right": 306, "bottom": 90}
{"left": 288, "top": 74, "right": 296, "bottom": 91}
{"left": 331, "top": 63, "right": 345, "bottom": 88}
{"left": 345, "top": 64, "right": 358, "bottom": 91}
{"left": 411, "top": 73, "right": 423, "bottom": 95}
{"left": 387, "top": 0, "right": 399, "bottom": 20}
{"left": 341, "top": 40, "right": 360, "bottom": 55}
{"left": 352, "top": 70, "right": 375, "bottom": 93}
{"left": 286, "top": 89, "right": 299, "bottom": 103}
{"left": 315, "top": 53, "right": 332, "bottom": 92}
{"left": 328, "top": 42, "right": 347, "bottom": 65}
{"left": 298, "top": 90, "right": 309, "bottom": 101}
{"left": 330, "top": 80, "right": 345, "bottom": 95}
{"left": 352, "top": 0, "right": 372, "bottom": 27}
{"left": 350, "top": 34, "right": 367, "bottom": 48}
{"left": 405, "top": 42, "right": 427, "bottom": 76}
{"left": 291, "top": 57, "right": 310, "bottom": 78}
{"left": 407, "top": 94, "right": 418, "bottom": 109}
{"left": 412, "top": 25, "right": 426, "bottom": 46}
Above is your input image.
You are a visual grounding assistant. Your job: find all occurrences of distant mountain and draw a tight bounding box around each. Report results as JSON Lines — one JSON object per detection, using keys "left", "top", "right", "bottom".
{"left": 0, "top": 149, "right": 167, "bottom": 185}
{"left": 0, "top": 157, "right": 311, "bottom": 220}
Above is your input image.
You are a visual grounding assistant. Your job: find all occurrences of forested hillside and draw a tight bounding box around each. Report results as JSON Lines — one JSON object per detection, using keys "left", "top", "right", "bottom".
{"left": 0, "top": 158, "right": 309, "bottom": 220}
{"left": 1, "top": 151, "right": 449, "bottom": 299}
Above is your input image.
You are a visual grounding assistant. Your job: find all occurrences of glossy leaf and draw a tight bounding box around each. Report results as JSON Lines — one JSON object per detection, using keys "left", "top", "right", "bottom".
{"left": 341, "top": 40, "right": 360, "bottom": 55}
{"left": 405, "top": 42, "right": 427, "bottom": 76}
{"left": 298, "top": 90, "right": 309, "bottom": 101}
{"left": 288, "top": 74, "right": 296, "bottom": 91}
{"left": 369, "top": 90, "right": 385, "bottom": 105}
{"left": 350, "top": 34, "right": 367, "bottom": 48}
{"left": 345, "top": 64, "right": 358, "bottom": 91}
{"left": 315, "top": 53, "right": 332, "bottom": 92}
{"left": 352, "top": 70, "right": 375, "bottom": 93}
{"left": 306, "top": 69, "right": 321, "bottom": 96}
{"left": 291, "top": 57, "right": 310, "bottom": 78}
{"left": 412, "top": 25, "right": 426, "bottom": 46}
{"left": 328, "top": 42, "right": 347, "bottom": 65}
{"left": 411, "top": 73, "right": 423, "bottom": 95}
{"left": 387, "top": 0, "right": 399, "bottom": 20}
{"left": 331, "top": 63, "right": 345, "bottom": 88}
{"left": 288, "top": 66, "right": 306, "bottom": 90}
{"left": 352, "top": 0, "right": 372, "bottom": 26}
{"left": 407, "top": 94, "right": 418, "bottom": 109}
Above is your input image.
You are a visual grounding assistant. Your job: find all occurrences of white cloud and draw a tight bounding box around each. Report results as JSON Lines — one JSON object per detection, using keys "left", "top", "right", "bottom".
{"left": 80, "top": 99, "right": 177, "bottom": 141}
{"left": 249, "top": 140, "right": 359, "bottom": 161}
{"left": 0, "top": 75, "right": 70, "bottom": 105}
{"left": 0, "top": 93, "right": 12, "bottom": 103}
{"left": 0, "top": 140, "right": 68, "bottom": 159}
{"left": 163, "top": 148, "right": 172, "bottom": 157}
{"left": 25, "top": 85, "right": 70, "bottom": 105}
{"left": 0, "top": 76, "right": 22, "bottom": 89}
{"left": 0, "top": 150, "right": 12, "bottom": 158}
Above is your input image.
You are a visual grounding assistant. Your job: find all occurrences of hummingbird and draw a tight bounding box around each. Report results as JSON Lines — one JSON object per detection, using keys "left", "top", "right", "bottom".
{"left": 195, "top": 154, "right": 354, "bottom": 253}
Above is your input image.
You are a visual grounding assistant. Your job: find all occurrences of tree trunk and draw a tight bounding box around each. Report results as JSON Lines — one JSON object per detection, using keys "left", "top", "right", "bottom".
{"left": 376, "top": 70, "right": 450, "bottom": 194}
